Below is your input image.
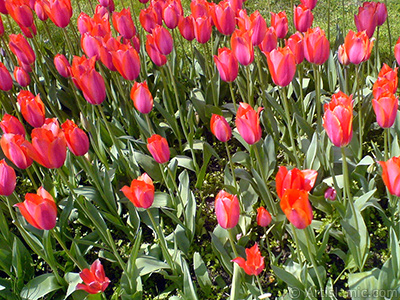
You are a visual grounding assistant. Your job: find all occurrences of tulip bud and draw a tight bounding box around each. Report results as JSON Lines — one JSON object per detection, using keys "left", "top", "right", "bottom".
{"left": 121, "top": 173, "right": 155, "bottom": 209}
{"left": 76, "top": 260, "right": 110, "bottom": 294}
{"left": 231, "top": 29, "right": 254, "bottom": 66}
{"left": 178, "top": 15, "right": 195, "bottom": 41}
{"left": 130, "top": 81, "right": 153, "bottom": 114}
{"left": 300, "top": 0, "right": 317, "bottom": 10}
{"left": 210, "top": 1, "right": 235, "bottom": 36}
{"left": 258, "top": 27, "right": 277, "bottom": 53}
{"left": 338, "top": 44, "right": 349, "bottom": 65}
{"left": 232, "top": 243, "right": 265, "bottom": 276}
{"left": 0, "top": 114, "right": 25, "bottom": 136}
{"left": 303, "top": 27, "right": 330, "bottom": 65}
{"left": 14, "top": 66, "right": 30, "bottom": 87}
{"left": 17, "top": 91, "right": 45, "bottom": 128}
{"left": 0, "top": 62, "right": 13, "bottom": 91}
{"left": 152, "top": 25, "right": 173, "bottom": 55}
{"left": 264, "top": 47, "right": 296, "bottom": 87}
{"left": 210, "top": 114, "right": 231, "bottom": 142}
{"left": 270, "top": 11, "right": 288, "bottom": 39}
{"left": 293, "top": 5, "right": 313, "bottom": 33}
{"left": 147, "top": 134, "right": 170, "bottom": 164}
{"left": 354, "top": 3, "right": 378, "bottom": 38}
{"left": 193, "top": 15, "right": 212, "bottom": 44}
{"left": 344, "top": 30, "right": 374, "bottom": 65}
{"left": 112, "top": 8, "right": 136, "bottom": 39}
{"left": 372, "top": 91, "right": 398, "bottom": 129}
{"left": 61, "top": 120, "right": 90, "bottom": 156}
{"left": 286, "top": 32, "right": 304, "bottom": 64}
{"left": 0, "top": 159, "right": 16, "bottom": 196}
{"left": 275, "top": 166, "right": 318, "bottom": 199}
{"left": 213, "top": 47, "right": 238, "bottom": 83}
{"left": 280, "top": 189, "right": 313, "bottom": 229}
{"left": 235, "top": 103, "right": 262, "bottom": 145}
{"left": 324, "top": 187, "right": 336, "bottom": 200}
{"left": 0, "top": 134, "right": 33, "bottom": 169}
{"left": 54, "top": 54, "right": 71, "bottom": 78}
{"left": 256, "top": 207, "right": 271, "bottom": 227}
{"left": 9, "top": 34, "right": 36, "bottom": 66}
{"left": 215, "top": 190, "right": 240, "bottom": 229}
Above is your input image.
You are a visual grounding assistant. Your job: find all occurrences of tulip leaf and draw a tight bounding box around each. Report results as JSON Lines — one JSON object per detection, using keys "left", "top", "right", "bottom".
{"left": 136, "top": 256, "right": 170, "bottom": 276}
{"left": 390, "top": 227, "right": 400, "bottom": 279}
{"left": 64, "top": 272, "right": 81, "bottom": 300}
{"left": 210, "top": 232, "right": 233, "bottom": 275}
{"left": 181, "top": 256, "right": 199, "bottom": 300}
{"left": 272, "top": 265, "right": 305, "bottom": 290}
{"left": 193, "top": 252, "right": 212, "bottom": 295}
{"left": 20, "top": 273, "right": 61, "bottom": 300}
{"left": 348, "top": 268, "right": 380, "bottom": 300}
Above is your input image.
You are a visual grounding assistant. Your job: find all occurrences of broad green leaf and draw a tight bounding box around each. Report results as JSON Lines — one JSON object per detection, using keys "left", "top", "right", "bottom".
{"left": 348, "top": 269, "right": 380, "bottom": 300}
{"left": 20, "top": 274, "right": 61, "bottom": 300}
{"left": 136, "top": 256, "right": 170, "bottom": 276}
{"left": 193, "top": 252, "right": 212, "bottom": 295}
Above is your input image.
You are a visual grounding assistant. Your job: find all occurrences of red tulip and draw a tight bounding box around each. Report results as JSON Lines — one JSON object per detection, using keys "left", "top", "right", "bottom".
{"left": 280, "top": 189, "right": 313, "bottom": 229}
{"left": 0, "top": 62, "right": 13, "bottom": 91}
{"left": 99, "top": 0, "right": 114, "bottom": 11}
{"left": 258, "top": 27, "right": 277, "bottom": 53}
{"left": 140, "top": 6, "right": 160, "bottom": 33}
{"left": 275, "top": 166, "right": 318, "bottom": 199}
{"left": 248, "top": 11, "right": 267, "bottom": 46}
{"left": 354, "top": 3, "right": 378, "bottom": 38}
{"left": 337, "top": 44, "right": 350, "bottom": 65}
{"left": 256, "top": 207, "right": 271, "bottom": 227}
{"left": 293, "top": 5, "right": 313, "bottom": 33}
{"left": 0, "top": 159, "right": 16, "bottom": 196}
{"left": 193, "top": 15, "right": 212, "bottom": 44}
{"left": 0, "top": 114, "right": 25, "bottom": 136}
{"left": 286, "top": 32, "right": 304, "bottom": 64}
{"left": 145, "top": 34, "right": 167, "bottom": 66}
{"left": 210, "top": 114, "right": 231, "bottom": 142}
{"left": 227, "top": 0, "right": 243, "bottom": 12}
{"left": 215, "top": 190, "right": 239, "bottom": 229}
{"left": 231, "top": 29, "right": 254, "bottom": 66}
{"left": 34, "top": 1, "right": 48, "bottom": 21}
{"left": 213, "top": 47, "right": 238, "bottom": 83}
{"left": 210, "top": 1, "right": 235, "bottom": 36}
{"left": 61, "top": 120, "right": 90, "bottom": 156}
{"left": 395, "top": 37, "right": 400, "bottom": 66}
{"left": 22, "top": 119, "right": 67, "bottom": 169}
{"left": 379, "top": 156, "right": 400, "bottom": 197}
{"left": 270, "top": 11, "right": 288, "bottom": 39}
{"left": 17, "top": 91, "right": 45, "bottom": 128}
{"left": 147, "top": 134, "right": 170, "bottom": 164}
{"left": 76, "top": 259, "right": 110, "bottom": 294}
{"left": 0, "top": 0, "right": 7, "bottom": 14}
{"left": 152, "top": 25, "right": 173, "bottom": 55}
{"left": 46, "top": 0, "right": 73, "bottom": 28}
{"left": 264, "top": 47, "right": 296, "bottom": 87}
{"left": 5, "top": 0, "right": 33, "bottom": 28}
{"left": 178, "top": 15, "right": 195, "bottom": 41}
{"left": 324, "top": 187, "right": 336, "bottom": 200}
{"left": 112, "top": 46, "right": 141, "bottom": 81}
{"left": 121, "top": 173, "right": 155, "bottom": 209}
{"left": 300, "top": 0, "right": 317, "bottom": 10}
{"left": 372, "top": 91, "right": 398, "bottom": 128}
{"left": 9, "top": 34, "right": 35, "bottom": 66}
{"left": 375, "top": 2, "right": 387, "bottom": 26}
{"left": 344, "top": 30, "right": 373, "bottom": 65}
{"left": 54, "top": 54, "right": 71, "bottom": 78}
{"left": 303, "top": 27, "right": 330, "bottom": 65}
{"left": 13, "top": 66, "right": 30, "bottom": 87}
{"left": 190, "top": 0, "right": 209, "bottom": 19}
{"left": 323, "top": 91, "right": 353, "bottom": 147}
{"left": 235, "top": 102, "right": 262, "bottom": 145}
{"left": 112, "top": 8, "right": 136, "bottom": 39}
{"left": 373, "top": 65, "right": 398, "bottom": 99}
{"left": 232, "top": 243, "right": 264, "bottom": 276}
{"left": 77, "top": 12, "right": 93, "bottom": 34}
{"left": 81, "top": 33, "right": 102, "bottom": 60}
{"left": 0, "top": 134, "right": 32, "bottom": 169}
{"left": 162, "top": 0, "right": 182, "bottom": 29}
{"left": 15, "top": 187, "right": 57, "bottom": 230}
{"left": 131, "top": 81, "right": 153, "bottom": 114}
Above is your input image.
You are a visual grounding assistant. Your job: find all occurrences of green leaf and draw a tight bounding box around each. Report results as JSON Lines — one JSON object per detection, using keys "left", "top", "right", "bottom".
{"left": 348, "top": 269, "right": 380, "bottom": 300}
{"left": 136, "top": 256, "right": 169, "bottom": 276}
{"left": 20, "top": 274, "right": 61, "bottom": 300}
{"left": 181, "top": 256, "right": 198, "bottom": 300}
{"left": 64, "top": 272, "right": 81, "bottom": 300}
{"left": 193, "top": 252, "right": 212, "bottom": 295}
{"left": 272, "top": 265, "right": 305, "bottom": 290}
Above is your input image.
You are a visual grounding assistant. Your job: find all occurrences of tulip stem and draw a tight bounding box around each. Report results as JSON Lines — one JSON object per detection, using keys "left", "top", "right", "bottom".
{"left": 304, "top": 228, "right": 325, "bottom": 299}
{"left": 280, "top": 87, "right": 301, "bottom": 167}
{"left": 43, "top": 22, "right": 58, "bottom": 51}
{"left": 228, "top": 82, "right": 238, "bottom": 111}
{"left": 384, "top": 0, "right": 392, "bottom": 50}
{"left": 290, "top": 224, "right": 303, "bottom": 270}
{"left": 227, "top": 229, "right": 239, "bottom": 258}
{"left": 203, "top": 43, "right": 218, "bottom": 107}
{"left": 51, "top": 229, "right": 85, "bottom": 270}
{"left": 26, "top": 168, "right": 38, "bottom": 190}
{"left": 145, "top": 114, "right": 153, "bottom": 136}
{"left": 256, "top": 275, "right": 264, "bottom": 295}
{"left": 225, "top": 142, "right": 238, "bottom": 192}
{"left": 313, "top": 65, "right": 322, "bottom": 134}
{"left": 355, "top": 65, "right": 363, "bottom": 160}
{"left": 384, "top": 128, "right": 389, "bottom": 161}
{"left": 166, "top": 165, "right": 186, "bottom": 214}
{"left": 147, "top": 209, "right": 177, "bottom": 273}
{"left": 298, "top": 66, "right": 306, "bottom": 120}
{"left": 245, "top": 65, "right": 253, "bottom": 107}
{"left": 62, "top": 28, "right": 75, "bottom": 57}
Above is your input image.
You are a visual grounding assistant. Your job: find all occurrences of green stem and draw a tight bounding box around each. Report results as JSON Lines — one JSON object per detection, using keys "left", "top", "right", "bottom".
{"left": 145, "top": 114, "right": 153, "bottom": 136}
{"left": 51, "top": 229, "right": 84, "bottom": 269}
{"left": 304, "top": 228, "right": 325, "bottom": 299}
{"left": 280, "top": 87, "right": 301, "bottom": 167}
{"left": 227, "top": 229, "right": 239, "bottom": 257}
{"left": 166, "top": 166, "right": 186, "bottom": 213}
{"left": 355, "top": 65, "right": 363, "bottom": 160}
{"left": 298, "top": 66, "right": 306, "bottom": 119}
{"left": 313, "top": 65, "right": 322, "bottom": 134}
{"left": 246, "top": 65, "right": 253, "bottom": 107}
{"left": 384, "top": 128, "right": 389, "bottom": 161}
{"left": 203, "top": 43, "right": 218, "bottom": 107}
{"left": 290, "top": 224, "right": 303, "bottom": 270}
{"left": 26, "top": 168, "right": 38, "bottom": 190}
{"left": 62, "top": 28, "right": 75, "bottom": 57}
{"left": 225, "top": 142, "right": 238, "bottom": 191}
{"left": 228, "top": 82, "right": 238, "bottom": 111}
{"left": 43, "top": 21, "right": 57, "bottom": 51}
{"left": 256, "top": 275, "right": 264, "bottom": 295}
{"left": 146, "top": 209, "right": 177, "bottom": 273}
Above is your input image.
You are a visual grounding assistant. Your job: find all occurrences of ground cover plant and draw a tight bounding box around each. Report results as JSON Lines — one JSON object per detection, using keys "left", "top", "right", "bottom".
{"left": 0, "top": 0, "right": 400, "bottom": 299}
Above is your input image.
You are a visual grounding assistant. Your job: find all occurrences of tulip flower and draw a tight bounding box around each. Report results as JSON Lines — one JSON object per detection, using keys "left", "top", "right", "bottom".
{"left": 213, "top": 47, "right": 238, "bottom": 83}
{"left": 270, "top": 11, "right": 288, "bottom": 39}
{"left": 146, "top": 34, "right": 167, "bottom": 66}
{"left": 22, "top": 119, "right": 67, "bottom": 169}
{"left": 17, "top": 91, "right": 45, "bottom": 128}
{"left": 61, "top": 120, "right": 90, "bottom": 156}
{"left": 280, "top": 189, "right": 313, "bottom": 229}
{"left": 248, "top": 11, "right": 267, "bottom": 46}
{"left": 231, "top": 29, "right": 254, "bottom": 66}
{"left": 375, "top": 2, "right": 387, "bottom": 26}
{"left": 0, "top": 0, "right": 7, "bottom": 14}
{"left": 232, "top": 243, "right": 264, "bottom": 276}
{"left": 46, "top": 0, "right": 73, "bottom": 28}
{"left": 227, "top": 0, "right": 243, "bottom": 12}
{"left": 178, "top": 15, "right": 195, "bottom": 41}
{"left": 112, "top": 46, "right": 141, "bottom": 81}
{"left": 152, "top": 25, "right": 173, "bottom": 56}
{"left": 324, "top": 187, "right": 336, "bottom": 201}
{"left": 54, "top": 54, "right": 71, "bottom": 78}
{"left": 337, "top": 44, "right": 350, "bottom": 65}
{"left": 256, "top": 207, "right": 271, "bottom": 227}
{"left": 190, "top": 0, "right": 208, "bottom": 18}
{"left": 147, "top": 134, "right": 170, "bottom": 164}
{"left": 215, "top": 190, "right": 239, "bottom": 229}
{"left": 303, "top": 27, "right": 330, "bottom": 65}
{"left": 5, "top": 0, "right": 33, "bottom": 28}
{"left": 210, "top": 114, "right": 232, "bottom": 142}
{"left": 264, "top": 47, "right": 296, "bottom": 87}
{"left": 131, "top": 81, "right": 153, "bottom": 114}
{"left": 162, "top": 0, "right": 183, "bottom": 29}
{"left": 13, "top": 67, "right": 30, "bottom": 87}
{"left": 300, "top": 0, "right": 317, "bottom": 10}
{"left": 372, "top": 91, "right": 398, "bottom": 129}
{"left": 0, "top": 159, "right": 16, "bottom": 196}
{"left": 193, "top": 15, "right": 212, "bottom": 44}
{"left": 210, "top": 1, "right": 235, "bottom": 36}
{"left": 293, "top": 5, "right": 313, "bottom": 33}
{"left": 275, "top": 166, "right": 318, "bottom": 199}
{"left": 34, "top": 1, "right": 48, "bottom": 21}
{"left": 373, "top": 64, "right": 398, "bottom": 97}
{"left": 121, "top": 173, "right": 155, "bottom": 209}
{"left": 112, "top": 8, "right": 136, "bottom": 39}
{"left": 258, "top": 27, "right": 277, "bottom": 53}
{"left": 0, "top": 62, "right": 13, "bottom": 91}
{"left": 379, "top": 156, "right": 400, "bottom": 197}
{"left": 76, "top": 259, "right": 110, "bottom": 294}
{"left": 394, "top": 37, "right": 400, "bottom": 66}
{"left": 81, "top": 33, "right": 102, "bottom": 60}
{"left": 286, "top": 32, "right": 304, "bottom": 64}
{"left": 235, "top": 103, "right": 263, "bottom": 145}
{"left": 15, "top": 187, "right": 57, "bottom": 230}
{"left": 354, "top": 3, "right": 378, "bottom": 38}
{"left": 9, "top": 34, "right": 36, "bottom": 66}
{"left": 323, "top": 91, "right": 353, "bottom": 147}
{"left": 0, "top": 114, "right": 25, "bottom": 136}
{"left": 344, "top": 30, "right": 374, "bottom": 65}
{"left": 140, "top": 6, "right": 160, "bottom": 33}
{"left": 0, "top": 134, "right": 32, "bottom": 169}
